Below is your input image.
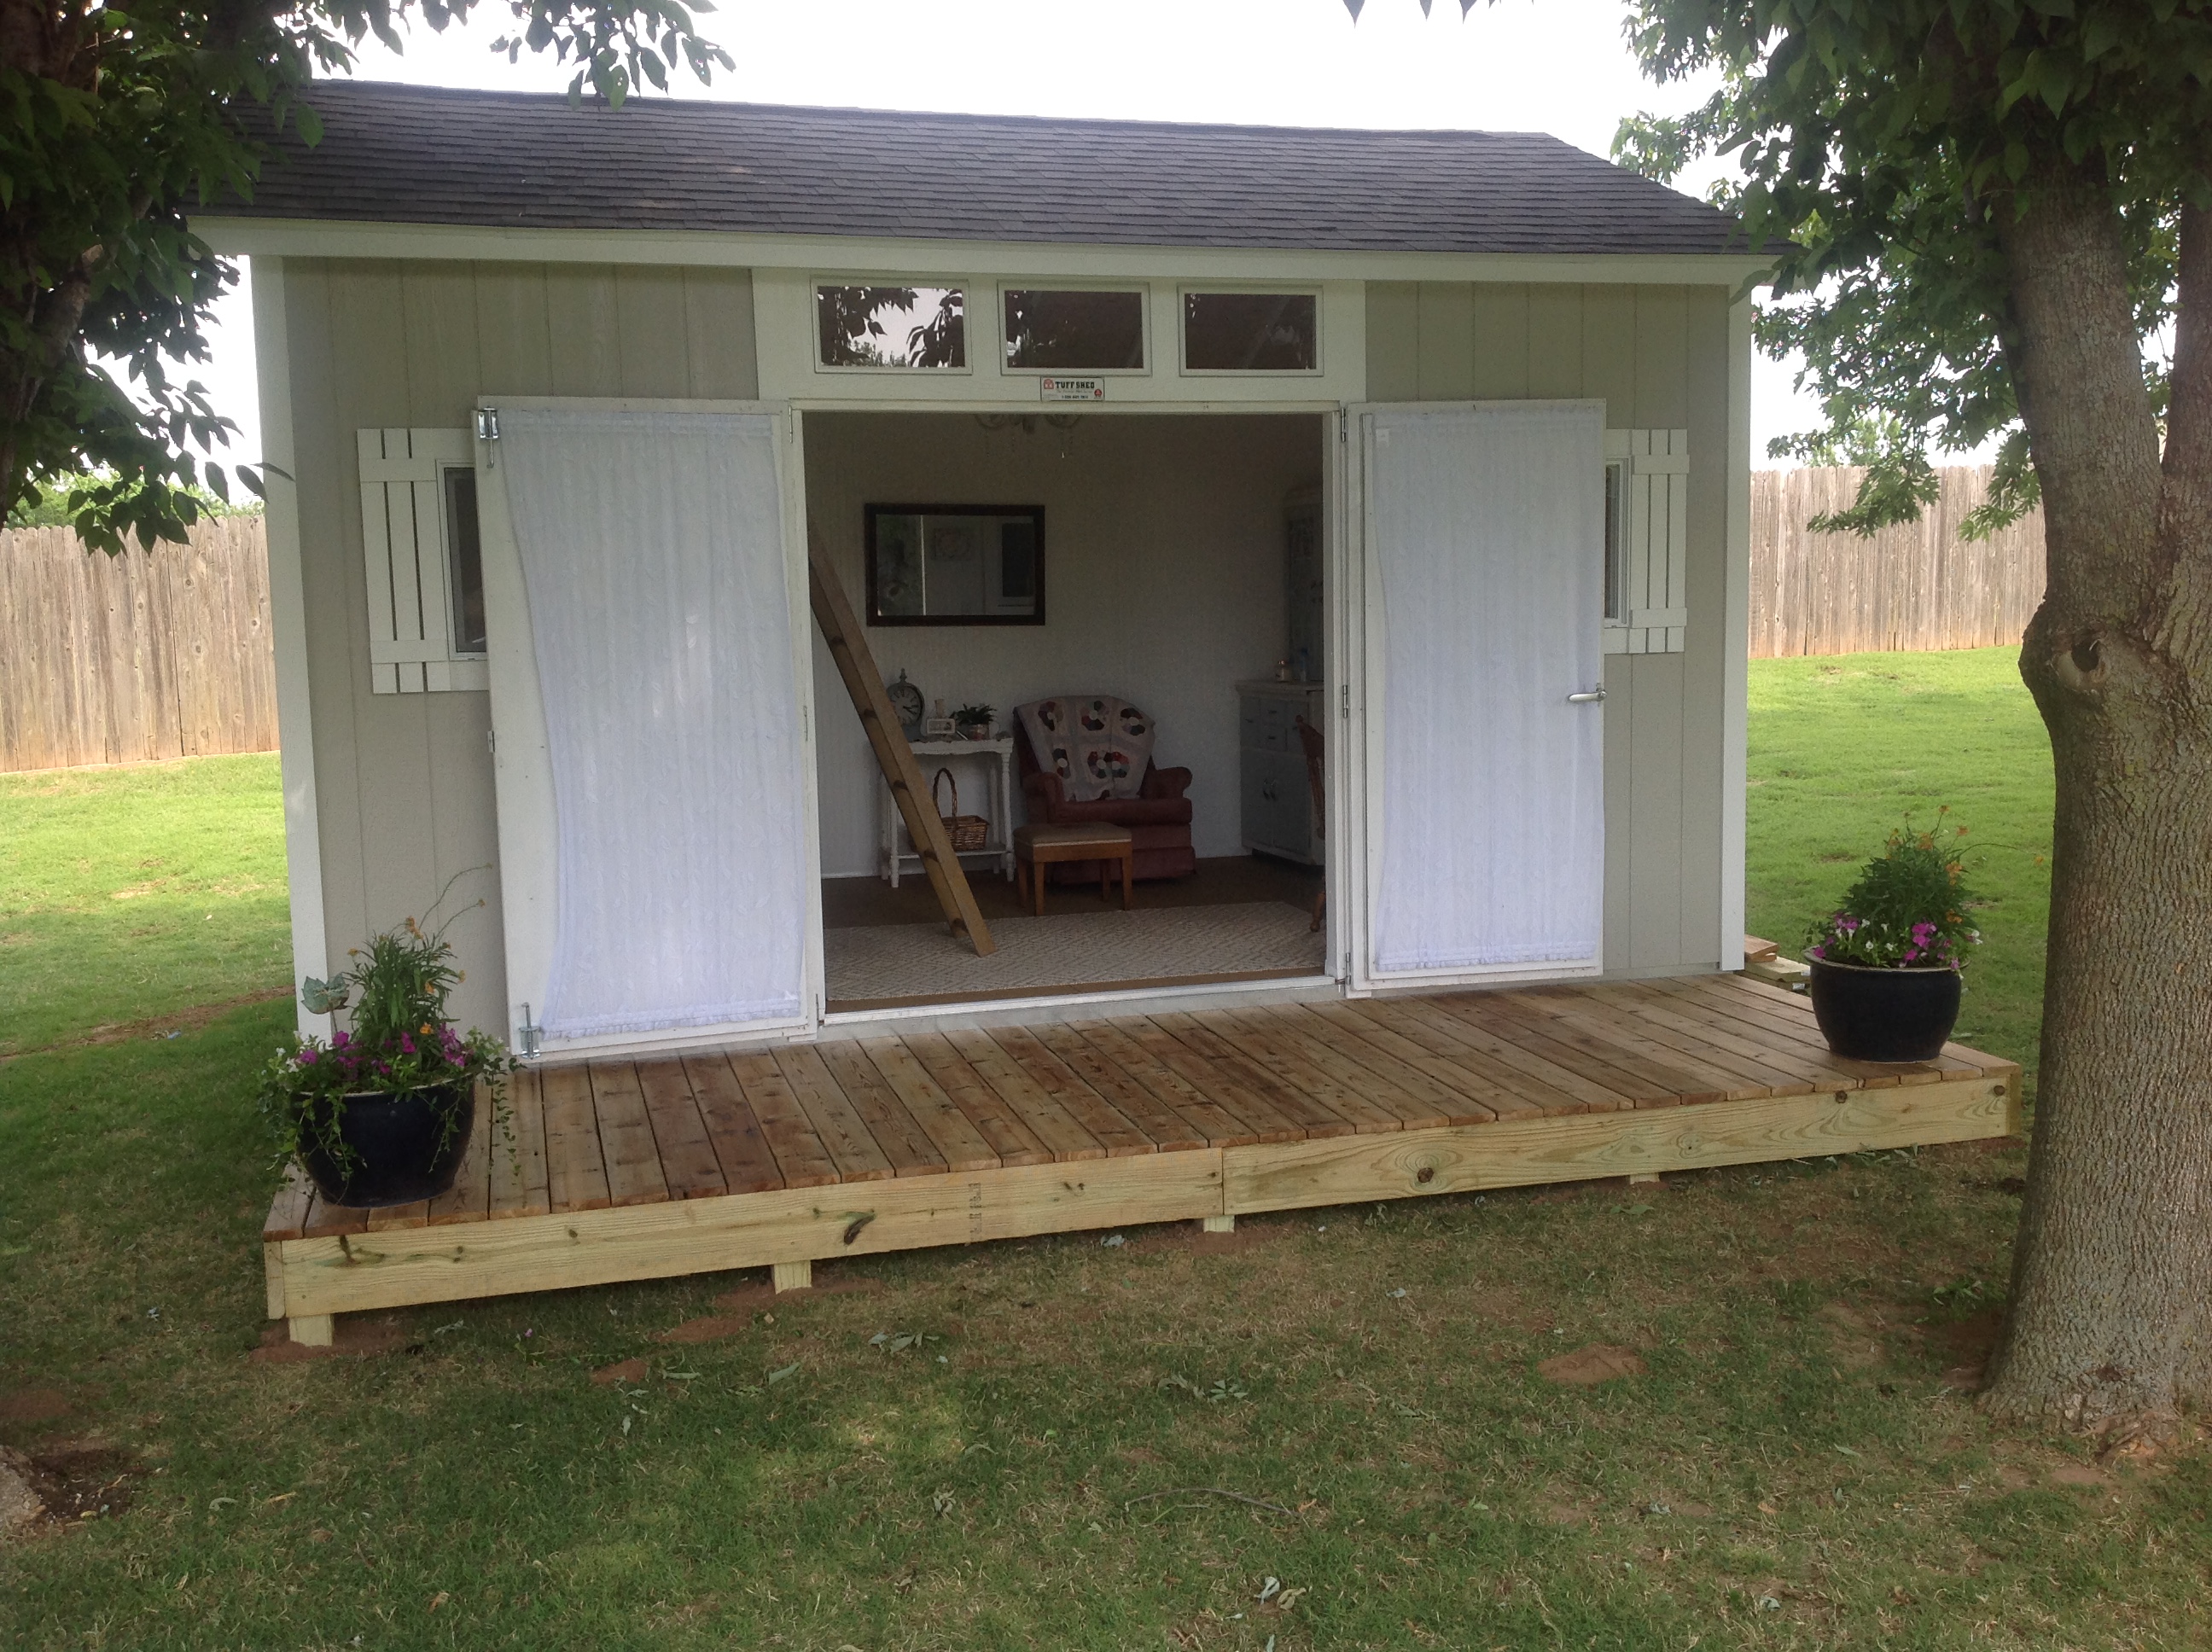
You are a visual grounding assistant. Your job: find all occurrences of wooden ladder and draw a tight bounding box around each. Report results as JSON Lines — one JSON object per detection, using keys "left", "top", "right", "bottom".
{"left": 806, "top": 538, "right": 996, "bottom": 956}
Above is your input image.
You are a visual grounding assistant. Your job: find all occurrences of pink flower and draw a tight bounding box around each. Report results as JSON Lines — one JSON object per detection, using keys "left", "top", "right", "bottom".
{"left": 297, "top": 1047, "right": 318, "bottom": 1065}
{"left": 400, "top": 1034, "right": 416, "bottom": 1055}
{"left": 333, "top": 1030, "right": 351, "bottom": 1048}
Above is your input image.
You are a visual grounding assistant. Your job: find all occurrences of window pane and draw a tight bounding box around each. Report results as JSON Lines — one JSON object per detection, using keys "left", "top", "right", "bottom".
{"left": 1002, "top": 289, "right": 1144, "bottom": 370}
{"left": 445, "top": 468, "right": 487, "bottom": 654}
{"left": 1603, "top": 460, "right": 1627, "bottom": 621}
{"left": 816, "top": 285, "right": 966, "bottom": 368}
{"left": 1183, "top": 292, "right": 1318, "bottom": 371}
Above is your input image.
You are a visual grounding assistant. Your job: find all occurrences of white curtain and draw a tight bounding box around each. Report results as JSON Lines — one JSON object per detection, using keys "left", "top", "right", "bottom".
{"left": 500, "top": 408, "right": 806, "bottom": 1038}
{"left": 1369, "top": 403, "right": 1604, "bottom": 974}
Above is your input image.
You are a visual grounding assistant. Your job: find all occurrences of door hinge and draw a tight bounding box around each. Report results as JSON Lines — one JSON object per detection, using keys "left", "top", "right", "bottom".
{"left": 473, "top": 406, "right": 502, "bottom": 443}
{"left": 1338, "top": 410, "right": 1348, "bottom": 444}
{"left": 1342, "top": 949, "right": 1352, "bottom": 980}
{"left": 1340, "top": 683, "right": 1350, "bottom": 718}
{"left": 486, "top": 726, "right": 497, "bottom": 758}
{"left": 516, "top": 1003, "right": 541, "bottom": 1059}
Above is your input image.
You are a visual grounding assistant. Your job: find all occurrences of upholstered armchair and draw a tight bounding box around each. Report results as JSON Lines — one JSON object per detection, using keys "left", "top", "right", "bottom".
{"left": 1013, "top": 707, "right": 1197, "bottom": 883}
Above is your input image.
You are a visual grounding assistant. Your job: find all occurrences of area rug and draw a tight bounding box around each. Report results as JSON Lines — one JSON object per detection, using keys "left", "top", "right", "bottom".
{"left": 824, "top": 901, "right": 1326, "bottom": 1007}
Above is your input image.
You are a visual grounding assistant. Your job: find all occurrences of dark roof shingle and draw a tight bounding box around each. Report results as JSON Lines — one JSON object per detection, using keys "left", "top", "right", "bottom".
{"left": 218, "top": 79, "right": 1748, "bottom": 258}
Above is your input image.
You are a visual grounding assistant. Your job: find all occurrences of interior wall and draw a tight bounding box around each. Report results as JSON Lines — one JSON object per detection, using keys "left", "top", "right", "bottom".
{"left": 1364, "top": 280, "right": 1738, "bottom": 975}
{"left": 805, "top": 411, "right": 1324, "bottom": 880}
{"left": 275, "top": 256, "right": 759, "bottom": 1034}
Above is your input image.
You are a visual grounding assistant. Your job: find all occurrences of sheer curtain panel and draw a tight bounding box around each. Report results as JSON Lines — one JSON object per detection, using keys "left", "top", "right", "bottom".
{"left": 500, "top": 408, "right": 806, "bottom": 1038}
{"left": 1368, "top": 403, "right": 1605, "bottom": 974}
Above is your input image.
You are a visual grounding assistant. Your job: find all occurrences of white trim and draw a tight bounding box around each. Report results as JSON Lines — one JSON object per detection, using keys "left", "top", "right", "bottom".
{"left": 992, "top": 279, "right": 1154, "bottom": 379}
{"left": 807, "top": 273, "right": 976, "bottom": 376}
{"left": 1719, "top": 299, "right": 1753, "bottom": 972}
{"left": 192, "top": 216, "right": 1772, "bottom": 288}
{"left": 818, "top": 972, "right": 1343, "bottom": 1038}
{"left": 1175, "top": 282, "right": 1327, "bottom": 378}
{"left": 250, "top": 257, "right": 329, "bottom": 1039}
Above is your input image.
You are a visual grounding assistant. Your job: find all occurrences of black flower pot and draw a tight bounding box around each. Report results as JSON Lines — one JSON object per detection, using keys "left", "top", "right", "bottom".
{"left": 298, "top": 1084, "right": 474, "bottom": 1207}
{"left": 1807, "top": 959, "right": 1963, "bottom": 1062}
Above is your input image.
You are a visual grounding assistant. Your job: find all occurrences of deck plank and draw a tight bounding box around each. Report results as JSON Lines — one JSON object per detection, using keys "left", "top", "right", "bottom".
{"left": 1585, "top": 983, "right": 1827, "bottom": 1094}
{"left": 489, "top": 1067, "right": 551, "bottom": 1219}
{"left": 366, "top": 1199, "right": 431, "bottom": 1231}
{"left": 859, "top": 1039, "right": 1002, "bottom": 1172}
{"left": 818, "top": 1044, "right": 948, "bottom": 1178}
{"left": 1634, "top": 977, "right": 1896, "bottom": 1087}
{"left": 1343, "top": 998, "right": 1573, "bottom": 1117}
{"left": 987, "top": 1027, "right": 1156, "bottom": 1157}
{"left": 1714, "top": 976, "right": 1997, "bottom": 1082}
{"left": 775, "top": 1046, "right": 897, "bottom": 1183}
{"left": 1272, "top": 1002, "right": 1493, "bottom": 1126}
{"left": 943, "top": 1028, "right": 1108, "bottom": 1162}
{"left": 428, "top": 1085, "right": 494, "bottom": 1224}
{"left": 1202, "top": 1007, "right": 1404, "bottom": 1133}
{"left": 589, "top": 1061, "right": 672, "bottom": 1207}
{"left": 635, "top": 1058, "right": 728, "bottom": 1200}
{"left": 1067, "top": 1021, "right": 1260, "bottom": 1148}
{"left": 1031, "top": 1023, "right": 1211, "bottom": 1151}
{"left": 682, "top": 1054, "right": 790, "bottom": 1194}
{"left": 1483, "top": 991, "right": 1726, "bottom": 1104}
{"left": 1388, "top": 996, "right": 1632, "bottom": 1114}
{"left": 903, "top": 1033, "right": 1054, "bottom": 1166}
{"left": 1656, "top": 977, "right": 1932, "bottom": 1086}
{"left": 265, "top": 1162, "right": 315, "bottom": 1242}
{"left": 1298, "top": 999, "right": 1516, "bottom": 1122}
{"left": 1506, "top": 987, "right": 1760, "bottom": 1103}
{"left": 729, "top": 1050, "right": 845, "bottom": 1187}
{"left": 541, "top": 1063, "right": 613, "bottom": 1213}
{"left": 1140, "top": 1016, "right": 1310, "bottom": 1143}
{"left": 301, "top": 1192, "right": 371, "bottom": 1238}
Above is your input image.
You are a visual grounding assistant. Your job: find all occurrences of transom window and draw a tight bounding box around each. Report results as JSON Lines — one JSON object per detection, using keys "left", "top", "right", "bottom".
{"left": 1001, "top": 288, "right": 1146, "bottom": 371}
{"left": 1182, "top": 291, "right": 1319, "bottom": 372}
{"left": 816, "top": 284, "right": 967, "bottom": 369}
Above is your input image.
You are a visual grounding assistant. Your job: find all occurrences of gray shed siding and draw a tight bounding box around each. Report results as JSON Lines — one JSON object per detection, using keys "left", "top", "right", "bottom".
{"left": 276, "top": 258, "right": 759, "bottom": 1032}
{"left": 1364, "top": 281, "right": 1734, "bottom": 973}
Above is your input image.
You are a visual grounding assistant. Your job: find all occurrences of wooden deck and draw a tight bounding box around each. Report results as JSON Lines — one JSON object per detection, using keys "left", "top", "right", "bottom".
{"left": 263, "top": 974, "right": 2019, "bottom": 1342}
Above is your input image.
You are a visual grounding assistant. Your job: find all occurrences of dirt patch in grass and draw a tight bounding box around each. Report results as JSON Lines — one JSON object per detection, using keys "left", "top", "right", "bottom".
{"left": 0, "top": 1387, "right": 73, "bottom": 1429}
{"left": 2, "top": 988, "right": 290, "bottom": 1062}
{"left": 245, "top": 1316, "right": 412, "bottom": 1364}
{"left": 1536, "top": 1344, "right": 1647, "bottom": 1385}
{"left": 710, "top": 1273, "right": 885, "bottom": 1312}
{"left": 658, "top": 1315, "right": 752, "bottom": 1345}
{"left": 5, "top": 1441, "right": 143, "bottom": 1527}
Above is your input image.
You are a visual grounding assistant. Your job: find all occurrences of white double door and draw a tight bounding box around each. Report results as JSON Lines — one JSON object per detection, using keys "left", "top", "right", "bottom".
{"left": 1339, "top": 400, "right": 1608, "bottom": 991}
{"left": 477, "top": 400, "right": 821, "bottom": 1058}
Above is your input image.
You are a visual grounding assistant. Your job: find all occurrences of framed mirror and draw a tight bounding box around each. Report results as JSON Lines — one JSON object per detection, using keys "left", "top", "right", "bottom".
{"left": 864, "top": 504, "right": 1045, "bottom": 625}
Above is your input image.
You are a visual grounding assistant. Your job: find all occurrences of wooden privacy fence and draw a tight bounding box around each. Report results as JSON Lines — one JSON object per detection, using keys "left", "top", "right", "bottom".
{"left": 0, "top": 515, "right": 277, "bottom": 772}
{"left": 1749, "top": 465, "right": 2046, "bottom": 658}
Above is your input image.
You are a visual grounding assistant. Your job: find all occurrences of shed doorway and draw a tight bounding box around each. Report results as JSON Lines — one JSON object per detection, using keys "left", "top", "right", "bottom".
{"left": 805, "top": 409, "right": 1334, "bottom": 1014}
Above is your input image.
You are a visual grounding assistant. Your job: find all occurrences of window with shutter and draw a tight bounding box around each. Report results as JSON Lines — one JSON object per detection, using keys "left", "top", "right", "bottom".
{"left": 1601, "top": 428, "right": 1689, "bottom": 655}
{"left": 358, "top": 428, "right": 489, "bottom": 693}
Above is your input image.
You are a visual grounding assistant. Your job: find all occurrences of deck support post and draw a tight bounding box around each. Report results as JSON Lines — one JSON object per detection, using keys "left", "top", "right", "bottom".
{"left": 289, "top": 1313, "right": 335, "bottom": 1347}
{"left": 771, "top": 1260, "right": 813, "bottom": 1294}
{"left": 1202, "top": 1214, "right": 1236, "bottom": 1233}
{"left": 1627, "top": 1172, "right": 1662, "bottom": 1187}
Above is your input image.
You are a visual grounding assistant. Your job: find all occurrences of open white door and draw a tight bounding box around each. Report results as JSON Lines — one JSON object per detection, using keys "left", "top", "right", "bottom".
{"left": 1342, "top": 400, "right": 1606, "bottom": 992}
{"left": 477, "top": 399, "right": 820, "bottom": 1058}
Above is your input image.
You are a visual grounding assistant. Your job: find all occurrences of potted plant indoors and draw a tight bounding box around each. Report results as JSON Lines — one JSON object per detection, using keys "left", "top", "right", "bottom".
{"left": 1802, "top": 813, "right": 1982, "bottom": 1062}
{"left": 952, "top": 702, "right": 996, "bottom": 740}
{"left": 257, "top": 912, "right": 514, "bottom": 1207}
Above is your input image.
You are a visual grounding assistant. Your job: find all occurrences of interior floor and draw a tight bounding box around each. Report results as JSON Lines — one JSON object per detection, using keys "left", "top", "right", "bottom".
{"left": 823, "top": 854, "right": 1325, "bottom": 1011}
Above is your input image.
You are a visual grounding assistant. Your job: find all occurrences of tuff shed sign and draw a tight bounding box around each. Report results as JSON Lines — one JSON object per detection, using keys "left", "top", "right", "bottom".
{"left": 1039, "top": 376, "right": 1106, "bottom": 402}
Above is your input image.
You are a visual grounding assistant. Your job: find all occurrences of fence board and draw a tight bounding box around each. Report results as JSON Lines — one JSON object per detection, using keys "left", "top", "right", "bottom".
{"left": 1749, "top": 466, "right": 2046, "bottom": 659}
{"left": 0, "top": 516, "right": 276, "bottom": 772}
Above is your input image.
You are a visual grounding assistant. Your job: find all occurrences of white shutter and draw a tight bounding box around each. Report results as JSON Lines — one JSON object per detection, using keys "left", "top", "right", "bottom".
{"left": 1602, "top": 428, "right": 1689, "bottom": 655}
{"left": 357, "top": 428, "right": 486, "bottom": 693}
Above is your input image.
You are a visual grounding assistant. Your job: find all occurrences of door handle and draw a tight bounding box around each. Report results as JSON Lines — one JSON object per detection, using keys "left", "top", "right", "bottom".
{"left": 1566, "top": 688, "right": 1606, "bottom": 704}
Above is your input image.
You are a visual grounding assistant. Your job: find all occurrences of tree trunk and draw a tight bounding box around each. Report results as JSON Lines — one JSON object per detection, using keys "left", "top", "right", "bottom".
{"left": 1982, "top": 171, "right": 2212, "bottom": 1435}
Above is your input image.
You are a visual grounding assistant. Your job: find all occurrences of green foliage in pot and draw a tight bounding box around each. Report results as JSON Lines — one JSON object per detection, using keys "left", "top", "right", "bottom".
{"left": 1804, "top": 811, "right": 1982, "bottom": 970}
{"left": 952, "top": 702, "right": 995, "bottom": 730}
{"left": 255, "top": 907, "right": 515, "bottom": 1182}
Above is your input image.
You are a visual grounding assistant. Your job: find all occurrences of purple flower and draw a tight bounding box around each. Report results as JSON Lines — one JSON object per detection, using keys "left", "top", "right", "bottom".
{"left": 333, "top": 1030, "right": 351, "bottom": 1048}
{"left": 297, "top": 1047, "right": 319, "bottom": 1066}
{"left": 400, "top": 1033, "right": 416, "bottom": 1055}
{"left": 1838, "top": 916, "right": 1861, "bottom": 933}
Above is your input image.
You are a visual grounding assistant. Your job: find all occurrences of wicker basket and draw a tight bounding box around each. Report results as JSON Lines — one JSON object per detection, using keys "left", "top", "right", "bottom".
{"left": 932, "top": 768, "right": 989, "bottom": 852}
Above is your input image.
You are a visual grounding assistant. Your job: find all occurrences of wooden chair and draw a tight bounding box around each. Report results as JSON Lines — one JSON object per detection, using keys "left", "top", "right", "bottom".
{"left": 1294, "top": 713, "right": 1326, "bottom": 933}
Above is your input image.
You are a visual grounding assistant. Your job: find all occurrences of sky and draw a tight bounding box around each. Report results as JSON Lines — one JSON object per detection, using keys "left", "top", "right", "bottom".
{"left": 186, "top": 0, "right": 1833, "bottom": 469}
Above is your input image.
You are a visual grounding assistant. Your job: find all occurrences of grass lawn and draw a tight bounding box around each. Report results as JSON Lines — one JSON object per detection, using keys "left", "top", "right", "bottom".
{"left": 6, "top": 654, "right": 2202, "bottom": 1651}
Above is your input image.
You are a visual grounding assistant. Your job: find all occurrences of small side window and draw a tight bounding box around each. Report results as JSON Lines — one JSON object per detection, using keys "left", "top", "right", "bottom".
{"left": 444, "top": 467, "right": 486, "bottom": 655}
{"left": 1182, "top": 291, "right": 1318, "bottom": 371}
{"left": 1603, "top": 458, "right": 1628, "bottom": 623}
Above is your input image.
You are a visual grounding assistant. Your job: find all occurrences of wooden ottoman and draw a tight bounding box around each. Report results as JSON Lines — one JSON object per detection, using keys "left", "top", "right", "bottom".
{"left": 1014, "top": 823, "right": 1134, "bottom": 916}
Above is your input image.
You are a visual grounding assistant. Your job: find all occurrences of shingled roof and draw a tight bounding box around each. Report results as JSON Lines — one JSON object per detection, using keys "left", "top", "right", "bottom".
{"left": 218, "top": 79, "right": 1748, "bottom": 259}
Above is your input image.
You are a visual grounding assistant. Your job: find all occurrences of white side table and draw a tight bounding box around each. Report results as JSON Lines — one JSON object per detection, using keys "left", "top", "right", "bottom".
{"left": 881, "top": 736, "right": 1016, "bottom": 887}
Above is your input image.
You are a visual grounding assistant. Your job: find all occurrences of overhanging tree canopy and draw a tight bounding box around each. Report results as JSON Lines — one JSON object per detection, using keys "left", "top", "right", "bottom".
{"left": 1, "top": 0, "right": 731, "bottom": 553}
